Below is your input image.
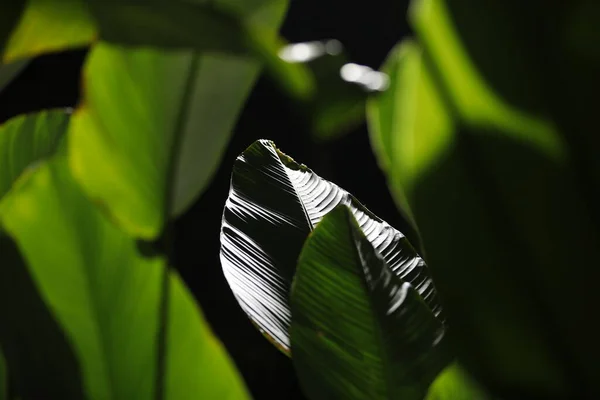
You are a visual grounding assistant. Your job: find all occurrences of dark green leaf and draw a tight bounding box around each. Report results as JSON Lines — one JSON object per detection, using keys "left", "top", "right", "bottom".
{"left": 368, "top": 1, "right": 600, "bottom": 395}
{"left": 0, "top": 156, "right": 250, "bottom": 399}
{"left": 291, "top": 205, "right": 452, "bottom": 400}
{"left": 0, "top": 110, "right": 69, "bottom": 201}
{"left": 0, "top": 234, "right": 86, "bottom": 400}
{"left": 220, "top": 139, "right": 441, "bottom": 353}
{"left": 88, "top": 1, "right": 248, "bottom": 54}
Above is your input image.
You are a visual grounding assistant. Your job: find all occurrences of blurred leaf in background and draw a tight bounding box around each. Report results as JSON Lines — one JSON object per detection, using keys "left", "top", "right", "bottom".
{"left": 368, "top": 0, "right": 600, "bottom": 397}
{"left": 425, "top": 363, "right": 490, "bottom": 400}
{"left": 0, "top": 0, "right": 95, "bottom": 63}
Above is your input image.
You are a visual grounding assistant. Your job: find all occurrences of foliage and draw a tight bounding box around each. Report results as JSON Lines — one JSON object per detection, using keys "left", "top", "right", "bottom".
{"left": 0, "top": 0, "right": 598, "bottom": 399}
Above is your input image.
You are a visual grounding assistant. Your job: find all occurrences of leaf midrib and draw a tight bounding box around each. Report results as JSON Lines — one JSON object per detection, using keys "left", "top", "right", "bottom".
{"left": 348, "top": 215, "right": 396, "bottom": 400}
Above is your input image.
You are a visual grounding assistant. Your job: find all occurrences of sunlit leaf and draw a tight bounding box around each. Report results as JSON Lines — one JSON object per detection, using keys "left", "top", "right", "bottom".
{"left": 425, "top": 363, "right": 491, "bottom": 400}
{"left": 368, "top": 1, "right": 600, "bottom": 395}
{"left": 0, "top": 110, "right": 69, "bottom": 201}
{"left": 0, "top": 157, "right": 250, "bottom": 399}
{"left": 1, "top": 0, "right": 95, "bottom": 63}
{"left": 220, "top": 139, "right": 441, "bottom": 353}
{"left": 69, "top": 1, "right": 287, "bottom": 238}
{"left": 291, "top": 205, "right": 452, "bottom": 400}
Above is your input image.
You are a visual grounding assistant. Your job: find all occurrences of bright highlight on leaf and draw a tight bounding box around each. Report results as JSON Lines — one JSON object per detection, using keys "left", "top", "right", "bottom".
{"left": 291, "top": 205, "right": 452, "bottom": 400}
{"left": 220, "top": 139, "right": 441, "bottom": 353}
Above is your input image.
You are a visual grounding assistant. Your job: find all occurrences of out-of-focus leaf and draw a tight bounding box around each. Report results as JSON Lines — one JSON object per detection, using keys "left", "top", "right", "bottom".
{"left": 367, "top": 1, "right": 600, "bottom": 395}
{"left": 0, "top": 110, "right": 69, "bottom": 201}
{"left": 220, "top": 139, "right": 441, "bottom": 353}
{"left": 291, "top": 205, "right": 452, "bottom": 400}
{"left": 425, "top": 363, "right": 491, "bottom": 400}
{"left": 0, "top": 234, "right": 86, "bottom": 399}
{"left": 0, "top": 157, "right": 250, "bottom": 399}
{"left": 1, "top": 0, "right": 95, "bottom": 63}
{"left": 69, "top": 1, "right": 287, "bottom": 238}
{"left": 88, "top": 1, "right": 248, "bottom": 54}
{"left": 0, "top": 59, "right": 28, "bottom": 93}
{"left": 277, "top": 40, "right": 389, "bottom": 142}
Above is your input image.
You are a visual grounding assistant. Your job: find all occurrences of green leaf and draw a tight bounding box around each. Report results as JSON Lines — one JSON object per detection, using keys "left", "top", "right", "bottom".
{"left": 0, "top": 59, "right": 28, "bottom": 93}
{"left": 425, "top": 363, "right": 491, "bottom": 400}
{"left": 220, "top": 139, "right": 441, "bottom": 353}
{"left": 87, "top": 1, "right": 249, "bottom": 54}
{"left": 368, "top": 1, "right": 600, "bottom": 395}
{"left": 0, "top": 110, "right": 69, "bottom": 201}
{"left": 1, "top": 0, "right": 95, "bottom": 63}
{"left": 291, "top": 205, "right": 452, "bottom": 400}
{"left": 69, "top": 0, "right": 287, "bottom": 238}
{"left": 0, "top": 233, "right": 86, "bottom": 399}
{"left": 0, "top": 157, "right": 250, "bottom": 399}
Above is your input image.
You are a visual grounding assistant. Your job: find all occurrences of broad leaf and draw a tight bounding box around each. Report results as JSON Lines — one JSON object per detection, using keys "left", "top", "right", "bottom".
{"left": 0, "top": 109, "right": 69, "bottom": 201}
{"left": 291, "top": 205, "right": 452, "bottom": 400}
{"left": 220, "top": 139, "right": 441, "bottom": 353}
{"left": 278, "top": 40, "right": 388, "bottom": 141}
{"left": 0, "top": 59, "right": 28, "bottom": 93}
{"left": 367, "top": 1, "right": 600, "bottom": 395}
{"left": 69, "top": 1, "right": 287, "bottom": 238}
{"left": 0, "top": 156, "right": 250, "bottom": 399}
{"left": 1, "top": 0, "right": 95, "bottom": 63}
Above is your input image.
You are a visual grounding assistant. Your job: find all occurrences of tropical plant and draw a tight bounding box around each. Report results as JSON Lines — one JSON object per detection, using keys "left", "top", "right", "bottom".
{"left": 0, "top": 0, "right": 598, "bottom": 399}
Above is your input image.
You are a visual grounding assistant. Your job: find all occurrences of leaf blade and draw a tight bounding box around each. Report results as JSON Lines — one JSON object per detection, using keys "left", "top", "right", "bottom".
{"left": 291, "top": 205, "right": 452, "bottom": 400}
{"left": 220, "top": 140, "right": 442, "bottom": 353}
{"left": 0, "top": 157, "right": 250, "bottom": 399}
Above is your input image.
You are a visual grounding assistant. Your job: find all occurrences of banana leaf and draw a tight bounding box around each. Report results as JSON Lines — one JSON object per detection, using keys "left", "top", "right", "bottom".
{"left": 291, "top": 205, "right": 452, "bottom": 400}
{"left": 220, "top": 139, "right": 442, "bottom": 353}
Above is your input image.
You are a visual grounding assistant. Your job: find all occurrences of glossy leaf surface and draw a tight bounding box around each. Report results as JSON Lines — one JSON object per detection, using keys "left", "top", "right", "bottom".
{"left": 0, "top": 110, "right": 69, "bottom": 201}
{"left": 291, "top": 205, "right": 451, "bottom": 400}
{"left": 0, "top": 157, "right": 249, "bottom": 399}
{"left": 367, "top": 1, "right": 600, "bottom": 396}
{"left": 1, "top": 0, "right": 95, "bottom": 63}
{"left": 70, "top": 1, "right": 286, "bottom": 238}
{"left": 220, "top": 139, "right": 441, "bottom": 353}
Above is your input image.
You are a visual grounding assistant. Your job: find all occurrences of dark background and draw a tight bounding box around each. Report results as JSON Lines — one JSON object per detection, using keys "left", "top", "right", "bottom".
{"left": 0, "top": 1, "right": 412, "bottom": 398}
